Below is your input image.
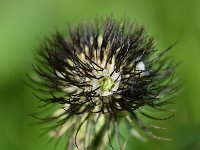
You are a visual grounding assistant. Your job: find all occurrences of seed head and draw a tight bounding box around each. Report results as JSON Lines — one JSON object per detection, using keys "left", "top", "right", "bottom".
{"left": 29, "top": 17, "right": 177, "bottom": 150}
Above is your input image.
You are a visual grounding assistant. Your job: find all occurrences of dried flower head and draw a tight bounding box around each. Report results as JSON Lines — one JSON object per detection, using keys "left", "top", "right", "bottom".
{"left": 29, "top": 17, "right": 177, "bottom": 149}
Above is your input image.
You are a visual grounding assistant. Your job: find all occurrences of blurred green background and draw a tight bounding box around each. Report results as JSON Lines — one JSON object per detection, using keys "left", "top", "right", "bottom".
{"left": 0, "top": 0, "right": 200, "bottom": 149}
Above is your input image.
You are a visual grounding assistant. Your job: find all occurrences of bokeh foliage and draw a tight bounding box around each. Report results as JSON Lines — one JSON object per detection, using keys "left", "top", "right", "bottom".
{"left": 0, "top": 0, "right": 200, "bottom": 149}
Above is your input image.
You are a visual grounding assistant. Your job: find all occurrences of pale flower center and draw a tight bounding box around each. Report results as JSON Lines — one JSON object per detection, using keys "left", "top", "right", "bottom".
{"left": 99, "top": 76, "right": 115, "bottom": 92}
{"left": 91, "top": 69, "right": 121, "bottom": 96}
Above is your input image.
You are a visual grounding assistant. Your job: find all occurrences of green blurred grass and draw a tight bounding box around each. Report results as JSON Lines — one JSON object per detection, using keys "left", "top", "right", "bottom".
{"left": 0, "top": 0, "right": 200, "bottom": 149}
